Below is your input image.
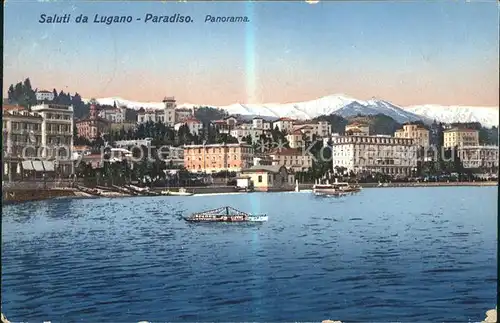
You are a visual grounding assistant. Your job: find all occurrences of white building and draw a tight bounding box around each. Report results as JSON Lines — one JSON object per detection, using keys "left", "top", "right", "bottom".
{"left": 273, "top": 118, "right": 295, "bottom": 133}
{"left": 328, "top": 134, "right": 418, "bottom": 176}
{"left": 286, "top": 130, "right": 304, "bottom": 149}
{"left": 114, "top": 138, "right": 153, "bottom": 148}
{"left": 137, "top": 108, "right": 163, "bottom": 124}
{"left": 230, "top": 124, "right": 264, "bottom": 143}
{"left": 444, "top": 128, "right": 480, "bottom": 148}
{"left": 252, "top": 117, "right": 272, "bottom": 130}
{"left": 99, "top": 105, "right": 127, "bottom": 123}
{"left": 35, "top": 90, "right": 55, "bottom": 102}
{"left": 25, "top": 103, "right": 74, "bottom": 174}
{"left": 292, "top": 120, "right": 331, "bottom": 138}
{"left": 458, "top": 145, "right": 499, "bottom": 170}
{"left": 174, "top": 118, "right": 203, "bottom": 136}
{"left": 136, "top": 96, "right": 177, "bottom": 126}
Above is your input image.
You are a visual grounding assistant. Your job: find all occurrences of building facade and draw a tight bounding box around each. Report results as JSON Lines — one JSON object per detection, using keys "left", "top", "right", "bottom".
{"left": 345, "top": 123, "right": 370, "bottom": 136}
{"left": 183, "top": 143, "right": 254, "bottom": 173}
{"left": 458, "top": 145, "right": 499, "bottom": 171}
{"left": 75, "top": 105, "right": 111, "bottom": 141}
{"left": 268, "top": 148, "right": 312, "bottom": 173}
{"left": 240, "top": 165, "right": 294, "bottom": 192}
{"left": 230, "top": 124, "right": 264, "bottom": 143}
{"left": 394, "top": 124, "right": 430, "bottom": 148}
{"left": 286, "top": 130, "right": 304, "bottom": 149}
{"left": 3, "top": 103, "right": 75, "bottom": 177}
{"left": 211, "top": 116, "right": 239, "bottom": 133}
{"left": 443, "top": 128, "right": 479, "bottom": 148}
{"left": 135, "top": 96, "right": 178, "bottom": 126}
{"left": 3, "top": 109, "right": 44, "bottom": 178}
{"left": 174, "top": 118, "right": 203, "bottom": 136}
{"left": 292, "top": 120, "right": 331, "bottom": 138}
{"left": 175, "top": 108, "right": 194, "bottom": 123}
{"left": 35, "top": 90, "right": 55, "bottom": 102}
{"left": 328, "top": 134, "right": 418, "bottom": 176}
{"left": 99, "top": 105, "right": 127, "bottom": 123}
{"left": 137, "top": 108, "right": 164, "bottom": 124}
{"left": 163, "top": 96, "right": 177, "bottom": 127}
{"left": 273, "top": 118, "right": 295, "bottom": 133}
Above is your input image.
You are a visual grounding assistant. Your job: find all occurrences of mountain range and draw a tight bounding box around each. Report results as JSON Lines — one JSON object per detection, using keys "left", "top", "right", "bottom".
{"left": 87, "top": 94, "right": 499, "bottom": 128}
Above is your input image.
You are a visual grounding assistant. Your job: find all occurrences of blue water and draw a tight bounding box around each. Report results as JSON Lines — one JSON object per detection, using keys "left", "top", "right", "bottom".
{"left": 2, "top": 187, "right": 497, "bottom": 322}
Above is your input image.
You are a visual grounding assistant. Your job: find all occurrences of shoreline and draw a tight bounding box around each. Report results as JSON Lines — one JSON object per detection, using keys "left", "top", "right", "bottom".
{"left": 2, "top": 181, "right": 497, "bottom": 205}
{"left": 2, "top": 308, "right": 496, "bottom": 323}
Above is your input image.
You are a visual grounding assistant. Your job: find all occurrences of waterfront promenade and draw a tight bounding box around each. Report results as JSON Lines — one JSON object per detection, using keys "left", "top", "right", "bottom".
{"left": 2, "top": 180, "right": 497, "bottom": 204}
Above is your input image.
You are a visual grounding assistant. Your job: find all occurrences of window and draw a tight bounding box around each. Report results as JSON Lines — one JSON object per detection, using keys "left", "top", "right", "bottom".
{"left": 258, "top": 175, "right": 262, "bottom": 183}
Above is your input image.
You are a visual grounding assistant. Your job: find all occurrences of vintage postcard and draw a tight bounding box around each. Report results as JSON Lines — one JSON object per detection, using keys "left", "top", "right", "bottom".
{"left": 2, "top": 0, "right": 498, "bottom": 322}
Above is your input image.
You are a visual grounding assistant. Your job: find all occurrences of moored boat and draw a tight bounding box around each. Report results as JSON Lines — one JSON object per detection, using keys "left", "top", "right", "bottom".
{"left": 184, "top": 206, "right": 268, "bottom": 223}
{"left": 162, "top": 187, "right": 194, "bottom": 196}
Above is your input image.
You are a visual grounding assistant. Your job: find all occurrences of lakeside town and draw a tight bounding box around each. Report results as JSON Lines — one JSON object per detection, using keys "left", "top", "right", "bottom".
{"left": 2, "top": 79, "right": 499, "bottom": 201}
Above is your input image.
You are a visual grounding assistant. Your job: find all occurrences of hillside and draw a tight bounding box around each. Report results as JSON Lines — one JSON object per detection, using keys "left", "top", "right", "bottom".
{"left": 346, "top": 114, "right": 402, "bottom": 135}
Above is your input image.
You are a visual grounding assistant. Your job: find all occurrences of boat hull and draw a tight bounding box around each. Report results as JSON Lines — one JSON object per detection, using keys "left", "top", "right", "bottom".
{"left": 161, "top": 191, "right": 194, "bottom": 196}
{"left": 184, "top": 216, "right": 267, "bottom": 223}
{"left": 313, "top": 187, "right": 361, "bottom": 196}
{"left": 184, "top": 206, "right": 268, "bottom": 223}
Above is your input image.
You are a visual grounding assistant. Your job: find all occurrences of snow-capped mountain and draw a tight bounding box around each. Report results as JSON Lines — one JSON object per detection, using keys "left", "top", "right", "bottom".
{"left": 85, "top": 94, "right": 499, "bottom": 127}
{"left": 403, "top": 104, "right": 498, "bottom": 128}
{"left": 334, "top": 99, "right": 433, "bottom": 124}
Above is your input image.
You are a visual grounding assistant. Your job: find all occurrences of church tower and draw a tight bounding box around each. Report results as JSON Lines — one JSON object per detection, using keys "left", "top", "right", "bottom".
{"left": 163, "top": 96, "right": 176, "bottom": 127}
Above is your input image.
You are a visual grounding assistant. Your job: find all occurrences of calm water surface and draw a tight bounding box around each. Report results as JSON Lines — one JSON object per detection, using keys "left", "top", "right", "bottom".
{"left": 2, "top": 187, "right": 497, "bottom": 322}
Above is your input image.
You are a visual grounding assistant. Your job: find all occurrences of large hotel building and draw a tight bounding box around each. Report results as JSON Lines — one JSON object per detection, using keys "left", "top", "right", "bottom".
{"left": 327, "top": 134, "right": 418, "bottom": 176}
{"left": 3, "top": 103, "right": 75, "bottom": 178}
{"left": 183, "top": 143, "right": 254, "bottom": 173}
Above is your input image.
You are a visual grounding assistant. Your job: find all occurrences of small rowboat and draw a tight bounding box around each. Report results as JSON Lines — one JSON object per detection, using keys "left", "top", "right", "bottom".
{"left": 184, "top": 206, "right": 268, "bottom": 223}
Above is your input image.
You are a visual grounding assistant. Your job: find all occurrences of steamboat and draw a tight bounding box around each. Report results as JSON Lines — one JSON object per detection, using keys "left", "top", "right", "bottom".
{"left": 313, "top": 178, "right": 362, "bottom": 196}
{"left": 184, "top": 206, "right": 268, "bottom": 223}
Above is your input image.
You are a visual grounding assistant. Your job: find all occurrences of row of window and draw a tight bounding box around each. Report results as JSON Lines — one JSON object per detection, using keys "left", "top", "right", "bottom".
{"left": 10, "top": 122, "right": 42, "bottom": 131}
{"left": 45, "top": 113, "right": 71, "bottom": 120}
{"left": 47, "top": 124, "right": 71, "bottom": 133}
{"left": 189, "top": 148, "right": 253, "bottom": 154}
{"left": 333, "top": 138, "right": 413, "bottom": 144}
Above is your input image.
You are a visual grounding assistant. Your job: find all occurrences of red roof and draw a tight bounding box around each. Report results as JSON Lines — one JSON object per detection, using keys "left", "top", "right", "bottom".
{"left": 74, "top": 145, "right": 92, "bottom": 150}
{"left": 347, "top": 122, "right": 367, "bottom": 127}
{"left": 276, "top": 117, "right": 294, "bottom": 122}
{"left": 346, "top": 128, "right": 363, "bottom": 133}
{"left": 445, "top": 127, "right": 478, "bottom": 133}
{"left": 3, "top": 105, "right": 25, "bottom": 111}
{"left": 185, "top": 118, "right": 201, "bottom": 124}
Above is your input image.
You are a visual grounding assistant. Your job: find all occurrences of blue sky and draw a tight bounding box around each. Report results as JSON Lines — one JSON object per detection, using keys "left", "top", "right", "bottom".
{"left": 4, "top": 0, "right": 499, "bottom": 106}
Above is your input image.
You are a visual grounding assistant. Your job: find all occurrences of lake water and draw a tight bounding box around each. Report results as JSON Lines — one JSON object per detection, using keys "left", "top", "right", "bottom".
{"left": 2, "top": 187, "right": 497, "bottom": 322}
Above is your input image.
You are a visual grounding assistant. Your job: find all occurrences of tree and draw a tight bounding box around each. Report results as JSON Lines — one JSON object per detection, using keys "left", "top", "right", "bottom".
{"left": 7, "top": 85, "right": 15, "bottom": 103}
